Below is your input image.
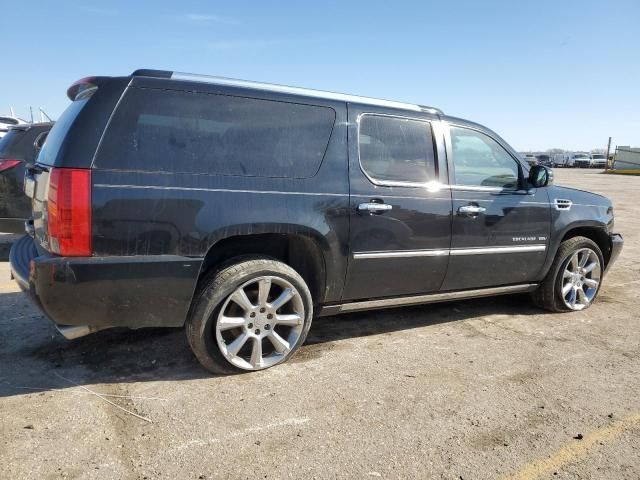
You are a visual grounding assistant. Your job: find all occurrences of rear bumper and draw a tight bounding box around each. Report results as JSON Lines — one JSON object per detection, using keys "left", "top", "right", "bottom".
{"left": 10, "top": 235, "right": 203, "bottom": 336}
{"left": 606, "top": 233, "right": 623, "bottom": 273}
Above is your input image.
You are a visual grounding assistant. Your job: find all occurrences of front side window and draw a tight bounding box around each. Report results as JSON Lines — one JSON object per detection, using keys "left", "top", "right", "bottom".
{"left": 359, "top": 115, "right": 436, "bottom": 184}
{"left": 450, "top": 126, "right": 520, "bottom": 189}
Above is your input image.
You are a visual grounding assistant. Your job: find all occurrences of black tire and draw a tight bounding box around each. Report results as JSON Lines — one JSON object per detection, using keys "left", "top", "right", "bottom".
{"left": 186, "top": 257, "right": 314, "bottom": 374}
{"left": 531, "top": 236, "right": 604, "bottom": 312}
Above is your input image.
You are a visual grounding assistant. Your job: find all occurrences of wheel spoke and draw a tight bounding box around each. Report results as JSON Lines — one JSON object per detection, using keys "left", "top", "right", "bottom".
{"left": 577, "top": 287, "right": 589, "bottom": 305}
{"left": 218, "top": 316, "right": 245, "bottom": 331}
{"left": 257, "top": 278, "right": 272, "bottom": 307}
{"left": 274, "top": 313, "right": 302, "bottom": 326}
{"left": 567, "top": 287, "right": 577, "bottom": 307}
{"left": 584, "top": 278, "right": 599, "bottom": 289}
{"left": 270, "top": 288, "right": 294, "bottom": 311}
{"left": 579, "top": 251, "right": 589, "bottom": 267}
{"left": 230, "top": 288, "right": 254, "bottom": 313}
{"left": 562, "top": 282, "right": 573, "bottom": 296}
{"left": 563, "top": 269, "right": 573, "bottom": 279}
{"left": 569, "top": 253, "right": 579, "bottom": 271}
{"left": 226, "top": 333, "right": 249, "bottom": 356}
{"left": 250, "top": 337, "right": 263, "bottom": 368}
{"left": 268, "top": 331, "right": 291, "bottom": 354}
{"left": 584, "top": 261, "right": 598, "bottom": 274}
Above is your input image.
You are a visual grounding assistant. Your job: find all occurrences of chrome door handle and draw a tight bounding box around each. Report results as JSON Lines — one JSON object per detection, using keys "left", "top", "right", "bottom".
{"left": 458, "top": 205, "right": 486, "bottom": 215}
{"left": 357, "top": 202, "right": 393, "bottom": 213}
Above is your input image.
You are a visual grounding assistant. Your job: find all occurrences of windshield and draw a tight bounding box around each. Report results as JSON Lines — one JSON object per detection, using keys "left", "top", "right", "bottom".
{"left": 573, "top": 154, "right": 589, "bottom": 158}
{"left": 37, "top": 99, "right": 88, "bottom": 166}
{"left": 591, "top": 154, "right": 605, "bottom": 159}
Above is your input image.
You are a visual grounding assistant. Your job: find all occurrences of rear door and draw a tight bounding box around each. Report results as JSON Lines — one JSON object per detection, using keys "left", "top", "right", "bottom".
{"left": 441, "top": 123, "right": 550, "bottom": 291}
{"left": 342, "top": 106, "right": 452, "bottom": 301}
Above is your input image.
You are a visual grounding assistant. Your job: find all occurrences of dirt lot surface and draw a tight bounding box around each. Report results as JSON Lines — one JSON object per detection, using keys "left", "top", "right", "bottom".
{"left": 1, "top": 169, "right": 638, "bottom": 479}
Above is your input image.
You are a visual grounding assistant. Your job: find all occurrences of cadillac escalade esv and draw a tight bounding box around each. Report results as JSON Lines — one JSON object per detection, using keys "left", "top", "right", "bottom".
{"left": 10, "top": 69, "right": 623, "bottom": 374}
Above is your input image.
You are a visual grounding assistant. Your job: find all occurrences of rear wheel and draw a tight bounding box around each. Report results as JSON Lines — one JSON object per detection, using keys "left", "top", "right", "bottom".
{"left": 531, "top": 236, "right": 604, "bottom": 312}
{"left": 186, "top": 258, "right": 313, "bottom": 374}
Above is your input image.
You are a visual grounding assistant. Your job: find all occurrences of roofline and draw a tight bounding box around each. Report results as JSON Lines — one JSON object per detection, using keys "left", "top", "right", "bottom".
{"left": 131, "top": 69, "right": 443, "bottom": 115}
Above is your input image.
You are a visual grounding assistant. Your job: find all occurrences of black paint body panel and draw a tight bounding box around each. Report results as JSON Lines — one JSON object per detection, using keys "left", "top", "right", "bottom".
{"left": 11, "top": 71, "right": 623, "bottom": 331}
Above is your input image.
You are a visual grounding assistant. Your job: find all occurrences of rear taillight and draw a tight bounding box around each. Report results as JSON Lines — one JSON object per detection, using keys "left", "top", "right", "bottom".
{"left": 47, "top": 167, "right": 92, "bottom": 256}
{"left": 0, "top": 159, "right": 21, "bottom": 172}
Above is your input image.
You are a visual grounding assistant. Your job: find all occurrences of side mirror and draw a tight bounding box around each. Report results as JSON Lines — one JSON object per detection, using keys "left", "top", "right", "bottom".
{"left": 529, "top": 165, "right": 553, "bottom": 188}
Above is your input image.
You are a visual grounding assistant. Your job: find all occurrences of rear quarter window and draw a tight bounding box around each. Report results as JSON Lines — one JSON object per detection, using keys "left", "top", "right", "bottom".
{"left": 94, "top": 87, "right": 336, "bottom": 178}
{"left": 37, "top": 99, "right": 88, "bottom": 166}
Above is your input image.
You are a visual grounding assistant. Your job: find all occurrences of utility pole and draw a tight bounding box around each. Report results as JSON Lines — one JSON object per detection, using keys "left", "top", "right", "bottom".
{"left": 605, "top": 136, "right": 612, "bottom": 170}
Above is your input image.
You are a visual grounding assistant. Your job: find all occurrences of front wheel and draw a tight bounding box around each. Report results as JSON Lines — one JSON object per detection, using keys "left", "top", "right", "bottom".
{"left": 531, "top": 236, "right": 604, "bottom": 312}
{"left": 186, "top": 258, "right": 314, "bottom": 374}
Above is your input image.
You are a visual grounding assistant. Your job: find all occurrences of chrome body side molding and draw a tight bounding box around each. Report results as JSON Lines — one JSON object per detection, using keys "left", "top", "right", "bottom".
{"left": 319, "top": 284, "right": 538, "bottom": 316}
{"left": 353, "top": 249, "right": 448, "bottom": 259}
{"left": 353, "top": 244, "right": 546, "bottom": 259}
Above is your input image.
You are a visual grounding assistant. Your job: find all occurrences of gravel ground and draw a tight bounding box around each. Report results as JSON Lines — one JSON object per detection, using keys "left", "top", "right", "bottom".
{"left": 1, "top": 169, "right": 638, "bottom": 479}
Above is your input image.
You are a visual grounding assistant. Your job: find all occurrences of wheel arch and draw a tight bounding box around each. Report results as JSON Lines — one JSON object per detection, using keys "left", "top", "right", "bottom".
{"left": 559, "top": 225, "right": 612, "bottom": 266}
{"left": 190, "top": 225, "right": 330, "bottom": 314}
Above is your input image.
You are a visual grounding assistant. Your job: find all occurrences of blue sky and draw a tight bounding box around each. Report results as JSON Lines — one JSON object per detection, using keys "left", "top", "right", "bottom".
{"left": 2, "top": 0, "right": 639, "bottom": 151}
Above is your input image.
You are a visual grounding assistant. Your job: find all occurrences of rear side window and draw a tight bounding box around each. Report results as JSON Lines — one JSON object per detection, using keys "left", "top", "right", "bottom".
{"left": 358, "top": 115, "right": 436, "bottom": 184}
{"left": 95, "top": 87, "right": 336, "bottom": 178}
{"left": 37, "top": 99, "right": 89, "bottom": 166}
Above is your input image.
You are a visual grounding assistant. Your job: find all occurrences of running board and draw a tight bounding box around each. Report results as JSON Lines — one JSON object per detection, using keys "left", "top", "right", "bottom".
{"left": 319, "top": 283, "right": 539, "bottom": 316}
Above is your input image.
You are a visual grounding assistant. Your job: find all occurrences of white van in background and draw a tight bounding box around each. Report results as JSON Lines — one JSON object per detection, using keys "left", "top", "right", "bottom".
{"left": 572, "top": 152, "right": 592, "bottom": 168}
{"left": 552, "top": 153, "right": 573, "bottom": 167}
{"left": 590, "top": 153, "right": 607, "bottom": 168}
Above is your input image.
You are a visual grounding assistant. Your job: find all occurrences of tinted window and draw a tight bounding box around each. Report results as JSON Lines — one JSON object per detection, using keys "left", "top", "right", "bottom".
{"left": 37, "top": 99, "right": 88, "bottom": 166}
{"left": 359, "top": 115, "right": 436, "bottom": 184}
{"left": 0, "top": 127, "right": 50, "bottom": 162}
{"left": 450, "top": 126, "right": 520, "bottom": 189}
{"left": 95, "top": 88, "right": 336, "bottom": 178}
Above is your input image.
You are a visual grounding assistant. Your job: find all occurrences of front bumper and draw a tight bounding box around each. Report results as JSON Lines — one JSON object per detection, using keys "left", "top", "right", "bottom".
{"left": 606, "top": 233, "right": 623, "bottom": 273}
{"left": 9, "top": 235, "right": 203, "bottom": 337}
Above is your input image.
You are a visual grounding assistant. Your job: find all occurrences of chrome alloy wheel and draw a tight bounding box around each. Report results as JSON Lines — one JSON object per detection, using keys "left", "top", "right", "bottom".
{"left": 215, "top": 276, "right": 305, "bottom": 370}
{"left": 561, "top": 248, "right": 601, "bottom": 311}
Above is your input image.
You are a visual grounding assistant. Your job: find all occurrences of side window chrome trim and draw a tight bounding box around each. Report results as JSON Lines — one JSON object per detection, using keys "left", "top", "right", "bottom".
{"left": 356, "top": 112, "right": 439, "bottom": 188}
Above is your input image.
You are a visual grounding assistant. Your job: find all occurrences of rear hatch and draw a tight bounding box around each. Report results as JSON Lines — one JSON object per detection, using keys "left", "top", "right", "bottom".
{"left": 26, "top": 76, "right": 128, "bottom": 255}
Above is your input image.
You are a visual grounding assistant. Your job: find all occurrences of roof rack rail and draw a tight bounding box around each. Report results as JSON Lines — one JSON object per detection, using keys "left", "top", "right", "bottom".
{"left": 130, "top": 69, "right": 443, "bottom": 115}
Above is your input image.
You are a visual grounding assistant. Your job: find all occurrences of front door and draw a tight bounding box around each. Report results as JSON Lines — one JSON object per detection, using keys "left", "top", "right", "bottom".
{"left": 342, "top": 107, "right": 452, "bottom": 301}
{"left": 441, "top": 124, "right": 551, "bottom": 291}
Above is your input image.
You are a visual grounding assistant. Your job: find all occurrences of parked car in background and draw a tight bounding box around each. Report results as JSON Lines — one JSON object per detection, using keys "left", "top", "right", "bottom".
{"left": 0, "top": 116, "right": 27, "bottom": 138}
{"left": 523, "top": 154, "right": 537, "bottom": 166}
{"left": 10, "top": 70, "right": 623, "bottom": 374}
{"left": 552, "top": 153, "right": 572, "bottom": 167}
{"left": 590, "top": 153, "right": 607, "bottom": 168}
{"left": 0, "top": 122, "right": 53, "bottom": 232}
{"left": 536, "top": 154, "right": 551, "bottom": 167}
{"left": 572, "top": 152, "right": 592, "bottom": 168}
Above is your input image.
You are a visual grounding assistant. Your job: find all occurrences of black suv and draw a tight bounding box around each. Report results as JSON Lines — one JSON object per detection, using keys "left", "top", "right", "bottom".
{"left": 10, "top": 70, "right": 623, "bottom": 374}
{"left": 0, "top": 122, "right": 53, "bottom": 233}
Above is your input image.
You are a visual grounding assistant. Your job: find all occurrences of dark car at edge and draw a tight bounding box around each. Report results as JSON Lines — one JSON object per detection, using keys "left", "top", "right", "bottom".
{"left": 10, "top": 69, "right": 623, "bottom": 373}
{"left": 0, "top": 122, "right": 53, "bottom": 233}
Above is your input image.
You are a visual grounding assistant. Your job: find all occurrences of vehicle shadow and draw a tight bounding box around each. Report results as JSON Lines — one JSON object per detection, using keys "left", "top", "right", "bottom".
{"left": 0, "top": 291, "right": 544, "bottom": 399}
